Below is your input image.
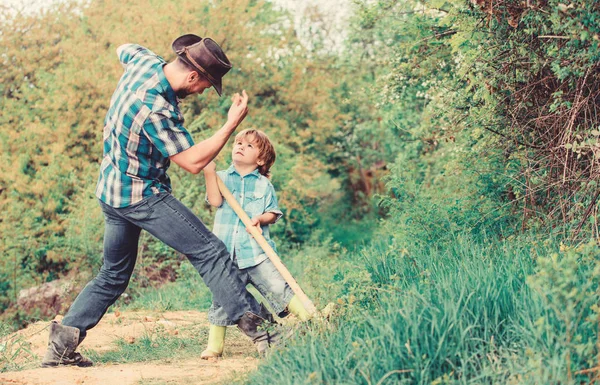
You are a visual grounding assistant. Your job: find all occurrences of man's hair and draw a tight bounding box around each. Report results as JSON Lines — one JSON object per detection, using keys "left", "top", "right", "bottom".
{"left": 176, "top": 57, "right": 197, "bottom": 73}
{"left": 235, "top": 129, "right": 276, "bottom": 177}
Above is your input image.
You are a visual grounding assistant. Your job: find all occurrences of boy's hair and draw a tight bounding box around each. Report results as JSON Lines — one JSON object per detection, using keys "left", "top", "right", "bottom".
{"left": 235, "top": 129, "right": 276, "bottom": 177}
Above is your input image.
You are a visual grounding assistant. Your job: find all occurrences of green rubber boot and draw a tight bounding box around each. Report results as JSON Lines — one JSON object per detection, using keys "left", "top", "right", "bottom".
{"left": 287, "top": 295, "right": 311, "bottom": 322}
{"left": 200, "top": 325, "right": 226, "bottom": 359}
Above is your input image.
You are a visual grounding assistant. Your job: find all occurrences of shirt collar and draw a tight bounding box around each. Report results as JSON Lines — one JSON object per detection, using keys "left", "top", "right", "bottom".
{"left": 226, "top": 164, "right": 261, "bottom": 178}
{"left": 158, "top": 62, "right": 179, "bottom": 106}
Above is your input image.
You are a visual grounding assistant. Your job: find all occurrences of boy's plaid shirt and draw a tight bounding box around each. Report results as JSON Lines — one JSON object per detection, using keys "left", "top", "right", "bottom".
{"left": 95, "top": 44, "right": 194, "bottom": 208}
{"left": 211, "top": 165, "right": 283, "bottom": 269}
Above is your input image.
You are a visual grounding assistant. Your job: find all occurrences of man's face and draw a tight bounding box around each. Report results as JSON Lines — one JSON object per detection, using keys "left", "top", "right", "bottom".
{"left": 176, "top": 73, "right": 212, "bottom": 99}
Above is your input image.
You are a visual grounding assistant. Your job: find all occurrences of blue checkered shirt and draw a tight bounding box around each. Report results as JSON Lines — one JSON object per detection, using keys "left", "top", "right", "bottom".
{"left": 95, "top": 44, "right": 194, "bottom": 207}
{"left": 211, "top": 165, "right": 283, "bottom": 269}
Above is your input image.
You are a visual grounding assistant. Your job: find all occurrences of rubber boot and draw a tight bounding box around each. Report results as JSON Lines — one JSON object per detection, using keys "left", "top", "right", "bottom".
{"left": 41, "top": 321, "right": 93, "bottom": 367}
{"left": 236, "top": 305, "right": 283, "bottom": 357}
{"left": 200, "top": 325, "right": 226, "bottom": 359}
{"left": 287, "top": 295, "right": 311, "bottom": 322}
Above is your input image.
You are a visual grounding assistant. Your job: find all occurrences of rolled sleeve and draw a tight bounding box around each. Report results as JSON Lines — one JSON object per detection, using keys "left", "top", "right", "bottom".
{"left": 265, "top": 185, "right": 283, "bottom": 223}
{"left": 143, "top": 110, "right": 194, "bottom": 157}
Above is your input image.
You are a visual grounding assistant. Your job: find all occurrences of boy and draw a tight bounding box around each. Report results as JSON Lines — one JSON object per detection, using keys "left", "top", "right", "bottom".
{"left": 201, "top": 129, "right": 310, "bottom": 359}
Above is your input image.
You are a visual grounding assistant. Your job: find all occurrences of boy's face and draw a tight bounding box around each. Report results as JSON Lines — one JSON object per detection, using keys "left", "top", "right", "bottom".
{"left": 232, "top": 136, "right": 263, "bottom": 168}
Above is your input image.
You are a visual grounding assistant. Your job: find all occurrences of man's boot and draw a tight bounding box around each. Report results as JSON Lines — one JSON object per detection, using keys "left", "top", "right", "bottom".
{"left": 41, "top": 321, "right": 93, "bottom": 367}
{"left": 236, "top": 309, "right": 284, "bottom": 357}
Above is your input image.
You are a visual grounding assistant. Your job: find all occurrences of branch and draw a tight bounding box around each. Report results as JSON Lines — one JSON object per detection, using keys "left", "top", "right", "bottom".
{"left": 573, "top": 189, "right": 600, "bottom": 238}
{"left": 538, "top": 35, "right": 570, "bottom": 40}
{"left": 480, "top": 125, "right": 544, "bottom": 149}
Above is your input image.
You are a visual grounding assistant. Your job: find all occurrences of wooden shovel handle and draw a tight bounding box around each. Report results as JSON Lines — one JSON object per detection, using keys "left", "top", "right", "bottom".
{"left": 216, "top": 176, "right": 317, "bottom": 315}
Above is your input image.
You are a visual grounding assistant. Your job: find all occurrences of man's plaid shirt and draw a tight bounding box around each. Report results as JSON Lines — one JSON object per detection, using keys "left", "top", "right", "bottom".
{"left": 211, "top": 165, "right": 283, "bottom": 269}
{"left": 95, "top": 44, "right": 194, "bottom": 207}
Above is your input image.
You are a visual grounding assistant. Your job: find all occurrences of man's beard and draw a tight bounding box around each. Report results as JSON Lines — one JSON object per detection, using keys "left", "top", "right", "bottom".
{"left": 175, "top": 87, "right": 192, "bottom": 99}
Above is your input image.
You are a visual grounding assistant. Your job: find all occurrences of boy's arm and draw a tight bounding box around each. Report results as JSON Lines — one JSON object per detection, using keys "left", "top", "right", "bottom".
{"left": 263, "top": 183, "right": 283, "bottom": 223}
{"left": 203, "top": 162, "right": 223, "bottom": 207}
{"left": 254, "top": 212, "right": 278, "bottom": 225}
{"left": 246, "top": 184, "right": 282, "bottom": 234}
{"left": 247, "top": 212, "right": 277, "bottom": 235}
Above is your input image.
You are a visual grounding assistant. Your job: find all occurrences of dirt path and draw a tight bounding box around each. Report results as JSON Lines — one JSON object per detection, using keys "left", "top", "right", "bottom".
{"left": 0, "top": 311, "right": 257, "bottom": 385}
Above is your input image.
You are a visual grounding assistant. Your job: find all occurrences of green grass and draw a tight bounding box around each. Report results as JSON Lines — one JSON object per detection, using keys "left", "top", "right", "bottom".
{"left": 90, "top": 226, "right": 598, "bottom": 385}
{"left": 85, "top": 320, "right": 255, "bottom": 367}
{"left": 240, "top": 235, "right": 599, "bottom": 385}
{"left": 0, "top": 321, "right": 35, "bottom": 373}
{"left": 84, "top": 323, "right": 208, "bottom": 364}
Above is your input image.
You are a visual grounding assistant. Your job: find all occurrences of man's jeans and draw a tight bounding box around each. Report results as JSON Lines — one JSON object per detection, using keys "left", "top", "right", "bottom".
{"left": 62, "top": 192, "right": 262, "bottom": 339}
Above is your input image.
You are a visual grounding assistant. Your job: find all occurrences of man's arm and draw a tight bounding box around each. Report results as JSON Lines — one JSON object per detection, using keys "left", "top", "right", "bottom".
{"left": 170, "top": 91, "right": 249, "bottom": 174}
{"left": 116, "top": 44, "right": 146, "bottom": 68}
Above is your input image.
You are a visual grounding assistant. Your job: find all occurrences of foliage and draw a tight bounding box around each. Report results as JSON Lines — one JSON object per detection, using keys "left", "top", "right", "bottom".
{"left": 451, "top": 0, "right": 600, "bottom": 238}
{"left": 0, "top": 0, "right": 351, "bottom": 324}
{"left": 241, "top": 1, "right": 600, "bottom": 383}
{"left": 517, "top": 240, "right": 600, "bottom": 383}
{"left": 242, "top": 234, "right": 600, "bottom": 385}
{"left": 355, "top": 0, "right": 600, "bottom": 240}
{"left": 2, "top": 0, "right": 600, "bottom": 382}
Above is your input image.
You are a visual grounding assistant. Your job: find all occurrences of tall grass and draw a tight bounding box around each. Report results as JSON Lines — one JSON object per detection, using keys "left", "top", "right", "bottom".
{"left": 242, "top": 235, "right": 599, "bottom": 385}
{"left": 0, "top": 321, "right": 35, "bottom": 372}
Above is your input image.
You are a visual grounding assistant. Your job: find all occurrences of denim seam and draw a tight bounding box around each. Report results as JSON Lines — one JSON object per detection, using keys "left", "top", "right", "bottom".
{"left": 252, "top": 280, "right": 294, "bottom": 314}
{"left": 162, "top": 197, "right": 246, "bottom": 313}
{"left": 207, "top": 312, "right": 236, "bottom": 326}
{"left": 162, "top": 198, "right": 220, "bottom": 254}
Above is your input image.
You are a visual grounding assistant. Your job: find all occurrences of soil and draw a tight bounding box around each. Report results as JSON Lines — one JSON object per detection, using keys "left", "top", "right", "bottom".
{"left": 0, "top": 310, "right": 258, "bottom": 385}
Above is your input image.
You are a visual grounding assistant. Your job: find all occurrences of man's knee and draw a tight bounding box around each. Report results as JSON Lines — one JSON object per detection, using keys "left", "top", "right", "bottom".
{"left": 188, "top": 239, "right": 230, "bottom": 264}
{"left": 96, "top": 268, "right": 131, "bottom": 291}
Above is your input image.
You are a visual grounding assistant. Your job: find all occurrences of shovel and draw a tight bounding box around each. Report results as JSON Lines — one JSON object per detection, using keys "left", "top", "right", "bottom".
{"left": 216, "top": 176, "right": 317, "bottom": 316}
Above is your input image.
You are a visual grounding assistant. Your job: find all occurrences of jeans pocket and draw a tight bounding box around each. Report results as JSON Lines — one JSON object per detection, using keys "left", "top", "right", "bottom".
{"left": 119, "top": 195, "right": 157, "bottom": 221}
{"left": 125, "top": 201, "right": 153, "bottom": 221}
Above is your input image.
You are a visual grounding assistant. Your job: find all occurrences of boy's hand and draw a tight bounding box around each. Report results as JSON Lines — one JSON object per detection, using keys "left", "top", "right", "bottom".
{"left": 246, "top": 217, "right": 263, "bottom": 236}
{"left": 204, "top": 161, "right": 217, "bottom": 173}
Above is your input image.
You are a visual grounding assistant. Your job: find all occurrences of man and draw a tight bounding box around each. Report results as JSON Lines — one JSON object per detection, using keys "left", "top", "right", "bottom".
{"left": 41, "top": 34, "right": 280, "bottom": 367}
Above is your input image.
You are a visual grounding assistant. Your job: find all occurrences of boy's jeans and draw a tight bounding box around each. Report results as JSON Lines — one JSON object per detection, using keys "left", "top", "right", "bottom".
{"left": 62, "top": 192, "right": 262, "bottom": 339}
{"left": 208, "top": 256, "right": 294, "bottom": 326}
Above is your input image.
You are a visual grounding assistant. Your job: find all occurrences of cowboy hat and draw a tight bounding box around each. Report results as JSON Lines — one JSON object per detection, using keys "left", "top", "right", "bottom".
{"left": 172, "top": 34, "right": 232, "bottom": 96}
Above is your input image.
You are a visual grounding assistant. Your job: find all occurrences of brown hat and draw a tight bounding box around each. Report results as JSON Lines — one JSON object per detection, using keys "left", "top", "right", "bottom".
{"left": 172, "top": 34, "right": 232, "bottom": 96}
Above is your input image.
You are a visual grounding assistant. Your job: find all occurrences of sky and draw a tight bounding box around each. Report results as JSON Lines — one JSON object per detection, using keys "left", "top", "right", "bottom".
{"left": 1, "top": 0, "right": 74, "bottom": 14}
{"left": 272, "top": 0, "right": 352, "bottom": 51}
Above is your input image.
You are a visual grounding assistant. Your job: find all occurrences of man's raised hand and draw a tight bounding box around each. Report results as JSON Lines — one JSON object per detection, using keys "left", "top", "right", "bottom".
{"left": 227, "top": 90, "right": 249, "bottom": 128}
